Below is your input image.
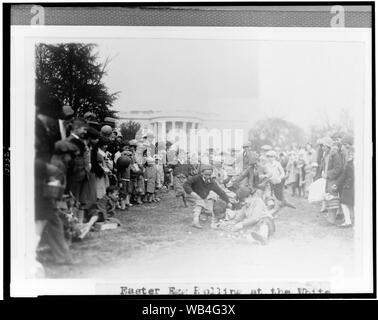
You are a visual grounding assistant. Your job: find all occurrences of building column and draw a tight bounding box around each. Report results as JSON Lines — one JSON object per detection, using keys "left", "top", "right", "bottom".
{"left": 182, "top": 122, "right": 187, "bottom": 135}
{"left": 160, "top": 121, "right": 166, "bottom": 142}
{"left": 153, "top": 122, "right": 158, "bottom": 141}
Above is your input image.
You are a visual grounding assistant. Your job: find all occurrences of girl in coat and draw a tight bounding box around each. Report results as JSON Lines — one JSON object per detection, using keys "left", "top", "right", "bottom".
{"left": 144, "top": 157, "right": 158, "bottom": 203}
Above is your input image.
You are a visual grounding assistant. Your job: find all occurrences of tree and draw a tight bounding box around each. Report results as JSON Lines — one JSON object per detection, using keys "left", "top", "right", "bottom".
{"left": 35, "top": 43, "right": 119, "bottom": 122}
{"left": 120, "top": 121, "right": 141, "bottom": 142}
{"left": 248, "top": 117, "right": 307, "bottom": 150}
{"left": 309, "top": 108, "right": 354, "bottom": 144}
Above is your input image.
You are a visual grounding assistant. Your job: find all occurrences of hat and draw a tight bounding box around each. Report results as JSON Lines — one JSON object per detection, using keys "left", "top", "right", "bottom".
{"left": 322, "top": 136, "right": 334, "bottom": 148}
{"left": 310, "top": 162, "right": 319, "bottom": 168}
{"left": 83, "top": 111, "right": 96, "bottom": 120}
{"left": 100, "top": 125, "right": 113, "bottom": 136}
{"left": 62, "top": 105, "right": 74, "bottom": 117}
{"left": 261, "top": 145, "right": 272, "bottom": 151}
{"left": 200, "top": 164, "right": 213, "bottom": 172}
{"left": 86, "top": 127, "right": 100, "bottom": 139}
{"left": 341, "top": 135, "right": 354, "bottom": 146}
{"left": 54, "top": 140, "right": 79, "bottom": 155}
{"left": 266, "top": 150, "right": 277, "bottom": 158}
{"left": 242, "top": 142, "right": 251, "bottom": 148}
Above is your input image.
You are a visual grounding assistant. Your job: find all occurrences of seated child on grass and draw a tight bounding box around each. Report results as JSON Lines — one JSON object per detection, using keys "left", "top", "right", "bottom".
{"left": 220, "top": 186, "right": 276, "bottom": 245}
{"left": 79, "top": 185, "right": 122, "bottom": 239}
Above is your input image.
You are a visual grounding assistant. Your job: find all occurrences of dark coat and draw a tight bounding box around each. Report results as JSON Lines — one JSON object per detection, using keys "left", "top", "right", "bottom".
{"left": 183, "top": 175, "right": 229, "bottom": 203}
{"left": 336, "top": 160, "right": 354, "bottom": 207}
{"left": 35, "top": 116, "right": 61, "bottom": 221}
{"left": 320, "top": 150, "right": 343, "bottom": 193}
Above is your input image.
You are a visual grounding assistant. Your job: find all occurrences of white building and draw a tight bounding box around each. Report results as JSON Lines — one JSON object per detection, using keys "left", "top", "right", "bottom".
{"left": 116, "top": 109, "right": 251, "bottom": 153}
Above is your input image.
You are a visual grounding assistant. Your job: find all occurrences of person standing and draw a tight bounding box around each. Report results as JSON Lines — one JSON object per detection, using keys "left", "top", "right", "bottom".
{"left": 95, "top": 137, "right": 112, "bottom": 199}
{"left": 336, "top": 136, "right": 354, "bottom": 227}
{"left": 65, "top": 118, "right": 89, "bottom": 201}
{"left": 34, "top": 94, "right": 74, "bottom": 268}
{"left": 319, "top": 136, "right": 343, "bottom": 213}
{"left": 264, "top": 150, "right": 296, "bottom": 209}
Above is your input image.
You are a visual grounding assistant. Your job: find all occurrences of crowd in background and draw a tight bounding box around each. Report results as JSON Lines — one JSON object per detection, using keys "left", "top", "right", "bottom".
{"left": 34, "top": 101, "right": 355, "bottom": 267}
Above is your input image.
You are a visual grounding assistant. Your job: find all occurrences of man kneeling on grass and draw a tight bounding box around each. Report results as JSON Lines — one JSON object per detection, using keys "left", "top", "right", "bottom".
{"left": 183, "top": 164, "right": 231, "bottom": 229}
{"left": 223, "top": 186, "right": 276, "bottom": 245}
{"left": 80, "top": 185, "right": 122, "bottom": 239}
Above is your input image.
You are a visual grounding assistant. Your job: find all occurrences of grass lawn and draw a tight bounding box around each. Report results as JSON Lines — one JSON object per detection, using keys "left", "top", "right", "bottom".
{"left": 44, "top": 189, "right": 354, "bottom": 282}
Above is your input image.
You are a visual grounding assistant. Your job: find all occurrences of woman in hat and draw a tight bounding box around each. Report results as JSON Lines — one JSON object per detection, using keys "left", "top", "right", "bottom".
{"left": 95, "top": 137, "right": 112, "bottom": 199}
{"left": 319, "top": 136, "right": 343, "bottom": 213}
{"left": 80, "top": 127, "right": 100, "bottom": 208}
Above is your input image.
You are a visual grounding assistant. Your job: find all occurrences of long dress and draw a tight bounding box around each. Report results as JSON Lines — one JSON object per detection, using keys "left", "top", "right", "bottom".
{"left": 96, "top": 149, "right": 110, "bottom": 199}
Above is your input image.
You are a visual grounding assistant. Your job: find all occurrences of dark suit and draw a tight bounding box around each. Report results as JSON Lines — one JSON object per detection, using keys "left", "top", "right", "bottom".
{"left": 336, "top": 160, "right": 354, "bottom": 207}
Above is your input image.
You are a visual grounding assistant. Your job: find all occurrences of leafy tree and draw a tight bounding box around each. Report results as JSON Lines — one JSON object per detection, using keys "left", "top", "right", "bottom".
{"left": 120, "top": 121, "right": 141, "bottom": 142}
{"left": 248, "top": 117, "right": 307, "bottom": 150}
{"left": 35, "top": 43, "right": 119, "bottom": 122}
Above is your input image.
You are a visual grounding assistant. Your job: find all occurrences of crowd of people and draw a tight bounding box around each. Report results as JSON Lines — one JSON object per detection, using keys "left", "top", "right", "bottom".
{"left": 34, "top": 101, "right": 355, "bottom": 268}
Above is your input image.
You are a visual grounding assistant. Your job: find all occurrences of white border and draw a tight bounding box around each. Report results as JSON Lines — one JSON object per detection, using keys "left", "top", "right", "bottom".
{"left": 10, "top": 26, "right": 373, "bottom": 296}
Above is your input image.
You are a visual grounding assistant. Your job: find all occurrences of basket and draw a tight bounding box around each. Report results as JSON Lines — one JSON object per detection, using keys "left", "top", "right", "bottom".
{"left": 325, "top": 197, "right": 340, "bottom": 210}
{"left": 325, "top": 195, "right": 340, "bottom": 224}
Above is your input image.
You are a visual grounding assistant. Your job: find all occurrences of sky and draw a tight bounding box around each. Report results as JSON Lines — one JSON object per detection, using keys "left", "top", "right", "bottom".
{"left": 93, "top": 36, "right": 365, "bottom": 130}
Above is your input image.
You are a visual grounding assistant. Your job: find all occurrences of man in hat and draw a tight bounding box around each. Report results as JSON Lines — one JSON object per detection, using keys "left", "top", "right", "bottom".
{"left": 59, "top": 105, "right": 75, "bottom": 139}
{"left": 228, "top": 150, "right": 259, "bottom": 191}
{"left": 183, "top": 164, "right": 231, "bottom": 228}
{"left": 34, "top": 95, "right": 75, "bottom": 270}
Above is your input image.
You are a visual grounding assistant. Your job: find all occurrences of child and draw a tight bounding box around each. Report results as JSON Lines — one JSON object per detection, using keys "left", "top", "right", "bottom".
{"left": 130, "top": 156, "right": 145, "bottom": 205}
{"left": 297, "top": 158, "right": 307, "bottom": 198}
{"left": 222, "top": 186, "right": 276, "bottom": 245}
{"left": 304, "top": 162, "right": 318, "bottom": 198}
{"left": 116, "top": 150, "right": 132, "bottom": 210}
{"left": 172, "top": 160, "right": 192, "bottom": 207}
{"left": 154, "top": 154, "right": 164, "bottom": 201}
{"left": 79, "top": 185, "right": 122, "bottom": 239}
{"left": 264, "top": 150, "right": 295, "bottom": 209}
{"left": 144, "top": 157, "right": 158, "bottom": 203}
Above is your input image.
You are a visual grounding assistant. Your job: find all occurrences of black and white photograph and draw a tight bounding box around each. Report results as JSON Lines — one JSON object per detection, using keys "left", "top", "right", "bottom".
{"left": 6, "top": 3, "right": 374, "bottom": 298}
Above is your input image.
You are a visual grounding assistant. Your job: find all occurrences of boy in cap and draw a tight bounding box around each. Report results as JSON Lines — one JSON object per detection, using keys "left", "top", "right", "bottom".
{"left": 79, "top": 185, "right": 122, "bottom": 239}
{"left": 183, "top": 164, "right": 231, "bottom": 228}
{"left": 223, "top": 186, "right": 276, "bottom": 245}
{"left": 263, "top": 150, "right": 296, "bottom": 209}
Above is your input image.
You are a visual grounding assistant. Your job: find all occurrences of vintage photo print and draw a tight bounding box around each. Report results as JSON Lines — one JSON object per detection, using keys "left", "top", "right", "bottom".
{"left": 7, "top": 3, "right": 374, "bottom": 298}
